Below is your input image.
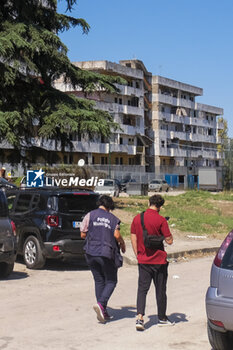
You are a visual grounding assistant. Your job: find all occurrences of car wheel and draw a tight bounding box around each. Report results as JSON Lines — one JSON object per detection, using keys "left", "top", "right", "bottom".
{"left": 0, "top": 262, "right": 14, "bottom": 279}
{"left": 207, "top": 321, "right": 232, "bottom": 350}
{"left": 23, "top": 235, "right": 46, "bottom": 269}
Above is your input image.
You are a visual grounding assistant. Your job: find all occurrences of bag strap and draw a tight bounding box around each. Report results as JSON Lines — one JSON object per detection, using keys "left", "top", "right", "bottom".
{"left": 140, "top": 211, "right": 145, "bottom": 229}
{"left": 140, "top": 211, "right": 148, "bottom": 242}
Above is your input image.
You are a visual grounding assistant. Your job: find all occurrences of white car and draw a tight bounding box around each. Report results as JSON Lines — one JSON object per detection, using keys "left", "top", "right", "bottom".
{"left": 149, "top": 179, "right": 169, "bottom": 192}
{"left": 95, "top": 179, "right": 119, "bottom": 197}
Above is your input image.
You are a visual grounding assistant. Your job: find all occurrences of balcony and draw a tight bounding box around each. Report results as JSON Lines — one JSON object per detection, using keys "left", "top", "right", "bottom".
{"left": 110, "top": 144, "right": 136, "bottom": 155}
{"left": 156, "top": 147, "right": 187, "bottom": 157}
{"left": 169, "top": 131, "right": 188, "bottom": 141}
{"left": 95, "top": 101, "right": 144, "bottom": 116}
{"left": 153, "top": 93, "right": 177, "bottom": 105}
{"left": 119, "top": 124, "right": 144, "bottom": 136}
{"left": 114, "top": 84, "right": 143, "bottom": 98}
{"left": 189, "top": 134, "right": 216, "bottom": 143}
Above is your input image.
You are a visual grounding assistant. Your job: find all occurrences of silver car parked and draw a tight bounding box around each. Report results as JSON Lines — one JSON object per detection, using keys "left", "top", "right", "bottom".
{"left": 95, "top": 179, "right": 120, "bottom": 197}
{"left": 149, "top": 179, "right": 169, "bottom": 192}
{"left": 206, "top": 230, "right": 233, "bottom": 350}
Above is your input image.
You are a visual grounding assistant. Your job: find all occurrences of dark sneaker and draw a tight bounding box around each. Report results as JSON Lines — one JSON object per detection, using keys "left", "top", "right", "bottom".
{"left": 136, "top": 319, "right": 145, "bottom": 331}
{"left": 158, "top": 317, "right": 175, "bottom": 326}
{"left": 93, "top": 302, "right": 106, "bottom": 323}
{"left": 103, "top": 308, "right": 111, "bottom": 321}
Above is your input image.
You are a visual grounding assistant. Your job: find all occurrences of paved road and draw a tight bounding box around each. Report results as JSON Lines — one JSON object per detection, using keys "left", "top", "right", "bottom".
{"left": 0, "top": 256, "right": 214, "bottom": 350}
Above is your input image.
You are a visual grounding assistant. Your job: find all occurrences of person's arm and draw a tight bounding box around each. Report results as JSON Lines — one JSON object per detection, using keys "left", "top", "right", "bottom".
{"left": 165, "top": 235, "right": 173, "bottom": 245}
{"left": 80, "top": 213, "right": 90, "bottom": 240}
{"left": 161, "top": 219, "right": 173, "bottom": 245}
{"left": 114, "top": 229, "right": 126, "bottom": 253}
{"left": 131, "top": 233, "right": 137, "bottom": 257}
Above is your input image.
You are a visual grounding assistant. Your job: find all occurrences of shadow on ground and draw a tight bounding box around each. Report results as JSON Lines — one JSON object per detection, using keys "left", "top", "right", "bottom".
{"left": 16, "top": 255, "right": 89, "bottom": 272}
{"left": 145, "top": 312, "right": 188, "bottom": 329}
{"left": 107, "top": 306, "right": 136, "bottom": 321}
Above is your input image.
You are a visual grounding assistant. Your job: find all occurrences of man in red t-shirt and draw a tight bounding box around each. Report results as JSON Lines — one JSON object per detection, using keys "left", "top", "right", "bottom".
{"left": 131, "top": 194, "right": 174, "bottom": 331}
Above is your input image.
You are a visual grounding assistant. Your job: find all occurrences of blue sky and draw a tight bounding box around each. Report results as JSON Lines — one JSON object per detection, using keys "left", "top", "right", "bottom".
{"left": 58, "top": 0, "right": 233, "bottom": 137}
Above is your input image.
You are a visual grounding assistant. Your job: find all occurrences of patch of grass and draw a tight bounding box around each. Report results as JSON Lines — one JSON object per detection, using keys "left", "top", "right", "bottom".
{"left": 117, "top": 190, "right": 233, "bottom": 236}
{"left": 120, "top": 222, "right": 131, "bottom": 238}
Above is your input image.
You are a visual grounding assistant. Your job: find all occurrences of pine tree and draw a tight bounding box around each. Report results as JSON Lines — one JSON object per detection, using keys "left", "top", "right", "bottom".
{"left": 0, "top": 0, "right": 122, "bottom": 153}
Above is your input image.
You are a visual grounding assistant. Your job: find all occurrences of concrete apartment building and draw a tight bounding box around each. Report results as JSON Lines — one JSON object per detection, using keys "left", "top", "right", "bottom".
{"left": 150, "top": 75, "right": 224, "bottom": 187}
{"left": 55, "top": 60, "right": 151, "bottom": 179}
{"left": 54, "top": 59, "right": 224, "bottom": 187}
{"left": 0, "top": 59, "right": 224, "bottom": 187}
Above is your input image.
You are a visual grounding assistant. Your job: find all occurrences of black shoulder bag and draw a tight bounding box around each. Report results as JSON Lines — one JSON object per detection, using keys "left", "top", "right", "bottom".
{"left": 140, "top": 211, "right": 164, "bottom": 250}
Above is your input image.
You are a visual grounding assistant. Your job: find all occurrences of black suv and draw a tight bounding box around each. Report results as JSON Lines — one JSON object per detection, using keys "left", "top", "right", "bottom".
{"left": 6, "top": 188, "right": 99, "bottom": 269}
{"left": 0, "top": 190, "right": 17, "bottom": 278}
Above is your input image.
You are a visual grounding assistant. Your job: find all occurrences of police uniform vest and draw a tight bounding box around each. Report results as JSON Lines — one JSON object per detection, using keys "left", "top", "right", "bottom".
{"left": 84, "top": 208, "right": 120, "bottom": 260}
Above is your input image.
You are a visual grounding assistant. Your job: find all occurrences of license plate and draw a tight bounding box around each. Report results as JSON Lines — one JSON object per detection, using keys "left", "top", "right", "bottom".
{"left": 72, "top": 221, "right": 81, "bottom": 229}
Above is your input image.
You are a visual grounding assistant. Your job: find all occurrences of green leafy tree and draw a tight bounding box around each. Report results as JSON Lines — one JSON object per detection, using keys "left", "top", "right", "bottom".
{"left": 218, "top": 117, "right": 233, "bottom": 189}
{"left": 0, "top": 0, "right": 122, "bottom": 154}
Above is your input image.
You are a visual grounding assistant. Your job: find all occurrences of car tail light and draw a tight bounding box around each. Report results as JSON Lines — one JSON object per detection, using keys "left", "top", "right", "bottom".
{"left": 11, "top": 221, "right": 17, "bottom": 236}
{"left": 53, "top": 245, "right": 61, "bottom": 252}
{"left": 46, "top": 215, "right": 59, "bottom": 227}
{"left": 214, "top": 230, "right": 233, "bottom": 267}
{"left": 209, "top": 319, "right": 225, "bottom": 328}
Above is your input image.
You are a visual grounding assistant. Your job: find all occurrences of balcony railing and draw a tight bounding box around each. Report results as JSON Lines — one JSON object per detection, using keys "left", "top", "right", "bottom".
{"left": 95, "top": 101, "right": 144, "bottom": 116}
{"left": 114, "top": 84, "right": 143, "bottom": 97}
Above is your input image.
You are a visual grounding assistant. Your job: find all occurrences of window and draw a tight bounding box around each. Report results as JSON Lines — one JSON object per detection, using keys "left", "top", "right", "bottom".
{"left": 0, "top": 191, "right": 7, "bottom": 217}
{"left": 161, "top": 140, "right": 165, "bottom": 148}
{"left": 128, "top": 138, "right": 134, "bottom": 145}
{"left": 92, "top": 156, "right": 95, "bottom": 165}
{"left": 101, "top": 157, "right": 107, "bottom": 165}
{"left": 136, "top": 82, "right": 139, "bottom": 89}
{"left": 126, "top": 63, "right": 131, "bottom": 68}
{"left": 115, "top": 97, "right": 118, "bottom": 103}
{"left": 7, "top": 194, "right": 16, "bottom": 213}
{"left": 115, "top": 157, "right": 119, "bottom": 165}
{"left": 15, "top": 194, "right": 33, "bottom": 213}
{"left": 120, "top": 157, "right": 123, "bottom": 165}
{"left": 63, "top": 155, "right": 68, "bottom": 164}
{"left": 119, "top": 98, "right": 122, "bottom": 105}
{"left": 120, "top": 137, "right": 123, "bottom": 145}
{"left": 129, "top": 158, "right": 134, "bottom": 165}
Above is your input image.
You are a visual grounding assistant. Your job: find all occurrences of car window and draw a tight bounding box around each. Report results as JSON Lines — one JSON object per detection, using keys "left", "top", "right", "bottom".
{"left": 15, "top": 193, "right": 33, "bottom": 213}
{"left": 58, "top": 194, "right": 99, "bottom": 213}
{"left": 151, "top": 180, "right": 160, "bottom": 184}
{"left": 221, "top": 240, "right": 233, "bottom": 270}
{"left": 7, "top": 194, "right": 17, "bottom": 213}
{"left": 103, "top": 180, "right": 114, "bottom": 186}
{"left": 0, "top": 191, "right": 8, "bottom": 217}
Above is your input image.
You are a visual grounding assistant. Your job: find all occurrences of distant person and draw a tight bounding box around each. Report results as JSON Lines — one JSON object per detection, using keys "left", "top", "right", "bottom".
{"left": 0, "top": 167, "right": 7, "bottom": 179}
{"left": 131, "top": 194, "right": 174, "bottom": 331}
{"left": 80, "top": 195, "right": 126, "bottom": 323}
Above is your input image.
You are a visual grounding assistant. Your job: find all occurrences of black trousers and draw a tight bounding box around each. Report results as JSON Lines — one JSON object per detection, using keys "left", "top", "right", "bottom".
{"left": 137, "top": 263, "right": 168, "bottom": 319}
{"left": 86, "top": 254, "right": 118, "bottom": 309}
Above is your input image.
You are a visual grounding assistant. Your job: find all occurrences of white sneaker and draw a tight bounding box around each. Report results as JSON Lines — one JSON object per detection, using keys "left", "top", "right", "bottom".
{"left": 158, "top": 317, "right": 175, "bottom": 326}
{"left": 136, "top": 319, "right": 145, "bottom": 331}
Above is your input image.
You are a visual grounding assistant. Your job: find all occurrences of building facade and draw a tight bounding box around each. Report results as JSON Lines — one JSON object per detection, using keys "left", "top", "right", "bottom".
{"left": 0, "top": 59, "right": 224, "bottom": 187}
{"left": 151, "top": 75, "right": 224, "bottom": 187}
{"left": 55, "top": 60, "right": 151, "bottom": 179}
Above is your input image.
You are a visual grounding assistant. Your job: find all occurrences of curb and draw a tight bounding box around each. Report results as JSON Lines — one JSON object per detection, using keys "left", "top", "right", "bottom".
{"left": 123, "top": 247, "right": 219, "bottom": 266}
